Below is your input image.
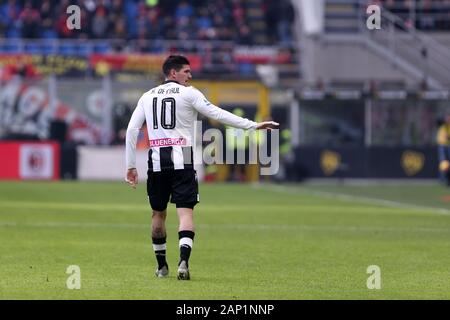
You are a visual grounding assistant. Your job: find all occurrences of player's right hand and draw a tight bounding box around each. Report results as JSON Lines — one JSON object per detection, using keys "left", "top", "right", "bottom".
{"left": 125, "top": 168, "right": 138, "bottom": 189}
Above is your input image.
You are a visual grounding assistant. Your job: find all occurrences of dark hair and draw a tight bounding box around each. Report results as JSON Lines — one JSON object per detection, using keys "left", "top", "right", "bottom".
{"left": 162, "top": 55, "right": 190, "bottom": 76}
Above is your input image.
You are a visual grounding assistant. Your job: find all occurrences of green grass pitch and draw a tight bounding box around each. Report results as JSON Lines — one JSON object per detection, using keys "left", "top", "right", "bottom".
{"left": 1, "top": 181, "right": 450, "bottom": 299}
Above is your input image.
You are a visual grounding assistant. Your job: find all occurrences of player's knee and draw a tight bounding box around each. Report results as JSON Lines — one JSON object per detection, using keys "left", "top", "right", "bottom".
{"left": 152, "top": 210, "right": 167, "bottom": 219}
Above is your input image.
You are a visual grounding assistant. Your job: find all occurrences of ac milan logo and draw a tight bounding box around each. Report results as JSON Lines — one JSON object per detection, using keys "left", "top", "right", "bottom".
{"left": 20, "top": 144, "right": 54, "bottom": 179}
{"left": 28, "top": 152, "right": 44, "bottom": 171}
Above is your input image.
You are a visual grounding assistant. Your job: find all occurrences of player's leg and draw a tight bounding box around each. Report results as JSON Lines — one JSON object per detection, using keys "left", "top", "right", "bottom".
{"left": 176, "top": 207, "right": 195, "bottom": 280}
{"left": 148, "top": 171, "right": 171, "bottom": 277}
{"left": 152, "top": 209, "right": 168, "bottom": 277}
{"left": 177, "top": 208, "right": 194, "bottom": 231}
{"left": 171, "top": 169, "right": 199, "bottom": 280}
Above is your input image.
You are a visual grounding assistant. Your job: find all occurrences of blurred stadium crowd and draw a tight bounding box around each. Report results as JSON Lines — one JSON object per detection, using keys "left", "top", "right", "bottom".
{"left": 0, "top": 0, "right": 294, "bottom": 45}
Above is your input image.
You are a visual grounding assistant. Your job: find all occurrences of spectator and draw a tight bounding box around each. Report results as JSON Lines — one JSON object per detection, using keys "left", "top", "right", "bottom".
{"left": 236, "top": 23, "right": 253, "bottom": 45}
{"left": 0, "top": 0, "right": 300, "bottom": 42}
{"left": 196, "top": 6, "right": 215, "bottom": 40}
{"left": 162, "top": 15, "right": 177, "bottom": 40}
{"left": 135, "top": 2, "right": 149, "bottom": 38}
{"left": 265, "top": 0, "right": 279, "bottom": 43}
{"left": 277, "top": 0, "right": 295, "bottom": 44}
{"left": 112, "top": 16, "right": 127, "bottom": 39}
{"left": 177, "top": 16, "right": 197, "bottom": 41}
{"left": 19, "top": 1, "right": 41, "bottom": 39}
{"left": 213, "top": 14, "right": 229, "bottom": 41}
{"left": 146, "top": 6, "right": 164, "bottom": 40}
{"left": 40, "top": 0, "right": 57, "bottom": 38}
{"left": 92, "top": 4, "right": 110, "bottom": 38}
{"left": 109, "top": 0, "right": 126, "bottom": 38}
{"left": 232, "top": 0, "right": 245, "bottom": 26}
{"left": 0, "top": 0, "right": 22, "bottom": 38}
{"left": 175, "top": 0, "right": 194, "bottom": 20}
{"left": 55, "top": 0, "right": 74, "bottom": 38}
{"left": 77, "top": 8, "right": 92, "bottom": 39}
{"left": 135, "top": 27, "right": 151, "bottom": 52}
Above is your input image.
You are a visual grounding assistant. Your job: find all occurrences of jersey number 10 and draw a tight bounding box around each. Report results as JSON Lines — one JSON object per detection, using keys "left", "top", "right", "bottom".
{"left": 152, "top": 97, "right": 176, "bottom": 129}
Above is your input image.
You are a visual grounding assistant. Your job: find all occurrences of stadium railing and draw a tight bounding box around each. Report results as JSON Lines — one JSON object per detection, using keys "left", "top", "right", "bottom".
{"left": 321, "top": 0, "right": 450, "bottom": 89}
{"left": 325, "top": 0, "right": 450, "bottom": 32}
{"left": 0, "top": 38, "right": 297, "bottom": 80}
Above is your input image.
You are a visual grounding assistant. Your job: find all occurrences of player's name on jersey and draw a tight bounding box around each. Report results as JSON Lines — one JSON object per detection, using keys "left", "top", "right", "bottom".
{"left": 151, "top": 88, "right": 180, "bottom": 94}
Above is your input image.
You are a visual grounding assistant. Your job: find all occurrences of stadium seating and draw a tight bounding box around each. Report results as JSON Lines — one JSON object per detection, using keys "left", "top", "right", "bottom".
{"left": 0, "top": 0, "right": 298, "bottom": 78}
{"left": 325, "top": 0, "right": 450, "bottom": 32}
{"left": 0, "top": 0, "right": 294, "bottom": 44}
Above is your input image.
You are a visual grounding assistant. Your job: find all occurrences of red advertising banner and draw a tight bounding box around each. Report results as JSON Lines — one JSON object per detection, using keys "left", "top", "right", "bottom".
{"left": 0, "top": 141, "right": 60, "bottom": 180}
{"left": 89, "top": 54, "right": 202, "bottom": 74}
{"left": 0, "top": 142, "right": 20, "bottom": 179}
{"left": 0, "top": 54, "right": 88, "bottom": 78}
{"left": 0, "top": 53, "right": 202, "bottom": 77}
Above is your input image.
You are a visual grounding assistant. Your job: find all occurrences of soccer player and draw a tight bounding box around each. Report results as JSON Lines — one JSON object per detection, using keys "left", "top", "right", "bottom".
{"left": 125, "top": 55, "right": 279, "bottom": 280}
{"left": 437, "top": 113, "right": 450, "bottom": 185}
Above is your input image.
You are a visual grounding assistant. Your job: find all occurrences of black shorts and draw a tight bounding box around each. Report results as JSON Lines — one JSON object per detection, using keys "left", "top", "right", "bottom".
{"left": 147, "top": 169, "right": 199, "bottom": 211}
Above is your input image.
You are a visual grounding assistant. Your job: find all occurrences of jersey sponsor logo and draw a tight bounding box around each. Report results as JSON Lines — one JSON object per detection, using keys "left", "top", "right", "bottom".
{"left": 149, "top": 137, "right": 187, "bottom": 148}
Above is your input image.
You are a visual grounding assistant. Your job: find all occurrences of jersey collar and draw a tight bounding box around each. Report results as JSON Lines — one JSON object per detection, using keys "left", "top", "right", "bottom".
{"left": 163, "top": 80, "right": 180, "bottom": 84}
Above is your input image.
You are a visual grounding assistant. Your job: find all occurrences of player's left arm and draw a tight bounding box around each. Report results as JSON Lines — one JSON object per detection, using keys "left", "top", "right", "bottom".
{"left": 190, "top": 88, "right": 279, "bottom": 130}
{"left": 125, "top": 97, "right": 145, "bottom": 188}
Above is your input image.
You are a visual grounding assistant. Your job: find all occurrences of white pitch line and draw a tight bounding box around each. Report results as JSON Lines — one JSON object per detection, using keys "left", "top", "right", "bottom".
{"left": 255, "top": 184, "right": 450, "bottom": 217}
{"left": 0, "top": 221, "right": 449, "bottom": 234}
{"left": 0, "top": 201, "right": 149, "bottom": 212}
{"left": 0, "top": 221, "right": 147, "bottom": 229}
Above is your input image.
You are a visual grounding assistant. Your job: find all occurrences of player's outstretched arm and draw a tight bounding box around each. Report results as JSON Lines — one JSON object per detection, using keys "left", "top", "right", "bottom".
{"left": 190, "top": 87, "right": 280, "bottom": 130}
{"left": 256, "top": 121, "right": 279, "bottom": 130}
{"left": 125, "top": 168, "right": 138, "bottom": 189}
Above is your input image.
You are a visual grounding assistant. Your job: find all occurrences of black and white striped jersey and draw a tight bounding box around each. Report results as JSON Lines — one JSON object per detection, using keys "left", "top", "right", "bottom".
{"left": 126, "top": 80, "right": 257, "bottom": 172}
